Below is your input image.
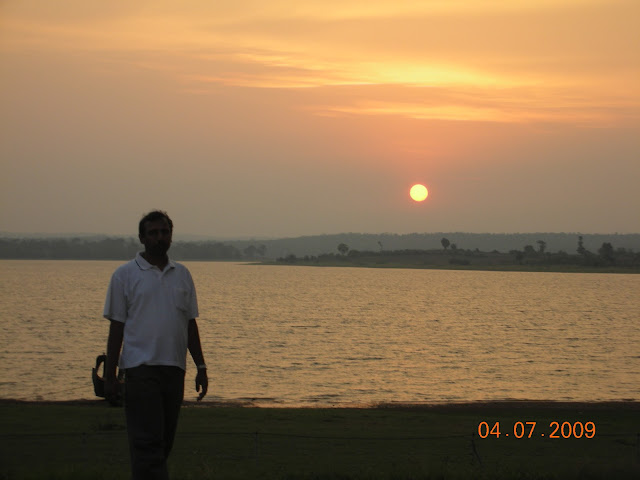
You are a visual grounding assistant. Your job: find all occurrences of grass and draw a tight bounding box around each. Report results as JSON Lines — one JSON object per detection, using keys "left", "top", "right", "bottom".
{"left": 1, "top": 400, "right": 639, "bottom": 479}
{"left": 269, "top": 250, "right": 640, "bottom": 274}
{"left": 273, "top": 261, "right": 640, "bottom": 274}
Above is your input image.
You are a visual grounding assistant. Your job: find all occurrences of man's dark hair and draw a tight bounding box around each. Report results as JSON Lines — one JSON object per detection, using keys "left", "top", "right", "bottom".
{"left": 139, "top": 210, "right": 173, "bottom": 237}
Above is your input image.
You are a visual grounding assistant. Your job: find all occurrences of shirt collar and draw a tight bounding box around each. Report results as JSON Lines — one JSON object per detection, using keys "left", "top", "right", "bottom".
{"left": 135, "top": 252, "right": 175, "bottom": 271}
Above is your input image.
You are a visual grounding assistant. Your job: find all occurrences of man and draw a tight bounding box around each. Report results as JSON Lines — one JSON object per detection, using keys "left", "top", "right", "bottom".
{"left": 103, "top": 210, "right": 208, "bottom": 480}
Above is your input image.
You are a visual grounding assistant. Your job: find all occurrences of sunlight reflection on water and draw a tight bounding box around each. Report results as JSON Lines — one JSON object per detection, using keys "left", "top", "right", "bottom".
{"left": 0, "top": 260, "right": 638, "bottom": 406}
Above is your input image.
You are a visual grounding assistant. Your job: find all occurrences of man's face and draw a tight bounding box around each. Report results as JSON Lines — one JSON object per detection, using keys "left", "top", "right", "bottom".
{"left": 139, "top": 218, "right": 172, "bottom": 257}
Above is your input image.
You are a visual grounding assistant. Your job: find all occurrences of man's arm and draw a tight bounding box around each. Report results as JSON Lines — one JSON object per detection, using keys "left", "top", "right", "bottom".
{"left": 104, "top": 320, "right": 124, "bottom": 402}
{"left": 188, "top": 318, "right": 208, "bottom": 401}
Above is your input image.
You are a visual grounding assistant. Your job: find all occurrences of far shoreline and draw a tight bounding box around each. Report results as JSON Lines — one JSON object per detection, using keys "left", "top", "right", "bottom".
{"left": 1, "top": 258, "right": 638, "bottom": 273}
{"left": 257, "top": 260, "right": 640, "bottom": 274}
{"left": 2, "top": 398, "right": 639, "bottom": 410}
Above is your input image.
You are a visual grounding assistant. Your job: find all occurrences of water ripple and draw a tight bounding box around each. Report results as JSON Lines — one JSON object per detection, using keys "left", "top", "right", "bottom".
{"left": 0, "top": 260, "right": 639, "bottom": 405}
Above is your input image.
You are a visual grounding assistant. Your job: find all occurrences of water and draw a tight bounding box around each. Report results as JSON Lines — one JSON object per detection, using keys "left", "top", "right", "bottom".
{"left": 0, "top": 260, "right": 638, "bottom": 406}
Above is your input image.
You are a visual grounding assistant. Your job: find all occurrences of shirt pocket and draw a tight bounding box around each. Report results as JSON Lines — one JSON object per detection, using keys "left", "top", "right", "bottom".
{"left": 173, "top": 288, "right": 191, "bottom": 313}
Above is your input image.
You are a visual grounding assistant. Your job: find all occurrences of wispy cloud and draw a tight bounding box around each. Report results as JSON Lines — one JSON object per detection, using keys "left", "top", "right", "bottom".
{"left": 2, "top": 0, "right": 638, "bottom": 125}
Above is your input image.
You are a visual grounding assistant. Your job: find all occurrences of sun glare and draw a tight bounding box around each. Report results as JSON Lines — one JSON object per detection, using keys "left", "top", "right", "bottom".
{"left": 410, "top": 184, "right": 429, "bottom": 202}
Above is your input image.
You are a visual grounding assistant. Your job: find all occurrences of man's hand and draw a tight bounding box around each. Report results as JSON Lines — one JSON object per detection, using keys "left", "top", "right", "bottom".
{"left": 188, "top": 319, "right": 208, "bottom": 401}
{"left": 195, "top": 369, "right": 208, "bottom": 401}
{"left": 104, "top": 376, "right": 122, "bottom": 405}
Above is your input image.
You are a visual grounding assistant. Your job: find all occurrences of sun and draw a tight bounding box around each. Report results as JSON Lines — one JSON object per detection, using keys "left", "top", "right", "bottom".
{"left": 409, "top": 184, "right": 429, "bottom": 202}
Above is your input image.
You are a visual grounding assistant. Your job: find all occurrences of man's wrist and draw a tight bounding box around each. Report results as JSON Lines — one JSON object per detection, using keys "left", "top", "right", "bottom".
{"left": 196, "top": 364, "right": 207, "bottom": 370}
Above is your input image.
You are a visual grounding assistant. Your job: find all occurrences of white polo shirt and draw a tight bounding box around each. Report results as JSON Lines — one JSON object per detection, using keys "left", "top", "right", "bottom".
{"left": 103, "top": 252, "right": 199, "bottom": 371}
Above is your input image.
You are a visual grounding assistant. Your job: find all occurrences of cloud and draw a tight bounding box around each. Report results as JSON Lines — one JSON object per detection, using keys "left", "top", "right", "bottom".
{"left": 1, "top": 0, "right": 639, "bottom": 236}
{"left": 2, "top": 0, "right": 638, "bottom": 126}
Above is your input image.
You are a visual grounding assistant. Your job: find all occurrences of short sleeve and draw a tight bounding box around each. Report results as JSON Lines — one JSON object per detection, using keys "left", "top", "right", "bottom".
{"left": 186, "top": 269, "right": 199, "bottom": 319}
{"left": 103, "top": 272, "right": 127, "bottom": 323}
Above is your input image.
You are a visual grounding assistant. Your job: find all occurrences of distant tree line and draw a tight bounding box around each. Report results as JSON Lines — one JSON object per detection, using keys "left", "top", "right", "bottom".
{"left": 229, "top": 232, "right": 640, "bottom": 259}
{"left": 276, "top": 235, "right": 639, "bottom": 270}
{"left": 0, "top": 237, "right": 267, "bottom": 261}
{"left": 509, "top": 235, "right": 639, "bottom": 268}
{"left": 2, "top": 233, "right": 638, "bottom": 265}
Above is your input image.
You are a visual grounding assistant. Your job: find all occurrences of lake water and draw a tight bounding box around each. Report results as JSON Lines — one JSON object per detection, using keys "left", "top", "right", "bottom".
{"left": 0, "top": 260, "right": 638, "bottom": 406}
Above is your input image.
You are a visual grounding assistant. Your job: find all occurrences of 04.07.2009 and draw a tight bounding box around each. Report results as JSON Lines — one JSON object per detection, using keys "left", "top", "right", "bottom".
{"left": 477, "top": 421, "right": 595, "bottom": 439}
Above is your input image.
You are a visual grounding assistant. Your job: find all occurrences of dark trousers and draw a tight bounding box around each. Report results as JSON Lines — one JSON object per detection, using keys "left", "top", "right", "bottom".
{"left": 124, "top": 365, "right": 185, "bottom": 480}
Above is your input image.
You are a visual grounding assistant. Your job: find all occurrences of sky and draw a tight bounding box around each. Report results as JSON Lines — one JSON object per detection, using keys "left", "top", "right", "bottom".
{"left": 1, "top": 0, "right": 639, "bottom": 239}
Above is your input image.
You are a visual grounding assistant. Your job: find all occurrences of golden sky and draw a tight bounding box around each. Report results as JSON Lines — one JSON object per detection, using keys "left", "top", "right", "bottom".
{"left": 1, "top": 0, "right": 639, "bottom": 236}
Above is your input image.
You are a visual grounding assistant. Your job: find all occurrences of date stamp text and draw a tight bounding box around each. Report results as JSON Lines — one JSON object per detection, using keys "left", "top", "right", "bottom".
{"left": 477, "top": 421, "right": 596, "bottom": 439}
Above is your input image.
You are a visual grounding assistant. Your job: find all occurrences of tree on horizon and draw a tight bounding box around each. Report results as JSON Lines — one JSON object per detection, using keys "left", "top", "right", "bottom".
{"left": 537, "top": 240, "right": 547, "bottom": 254}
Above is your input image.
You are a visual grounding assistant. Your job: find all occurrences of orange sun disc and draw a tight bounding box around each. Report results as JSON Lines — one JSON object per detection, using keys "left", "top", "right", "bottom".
{"left": 410, "top": 184, "right": 429, "bottom": 202}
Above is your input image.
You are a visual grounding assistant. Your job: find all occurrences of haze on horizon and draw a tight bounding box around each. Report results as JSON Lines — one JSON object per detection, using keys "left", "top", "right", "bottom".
{"left": 1, "top": 0, "right": 639, "bottom": 239}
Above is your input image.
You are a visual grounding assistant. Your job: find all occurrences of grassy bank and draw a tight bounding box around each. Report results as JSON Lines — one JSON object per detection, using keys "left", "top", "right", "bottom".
{"left": 266, "top": 259, "right": 639, "bottom": 274}
{"left": 1, "top": 400, "right": 639, "bottom": 479}
{"left": 269, "top": 250, "right": 640, "bottom": 273}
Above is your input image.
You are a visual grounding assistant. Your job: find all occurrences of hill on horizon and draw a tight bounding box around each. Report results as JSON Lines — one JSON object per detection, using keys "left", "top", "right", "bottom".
{"left": 2, "top": 232, "right": 638, "bottom": 260}
{"left": 228, "top": 232, "right": 639, "bottom": 258}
